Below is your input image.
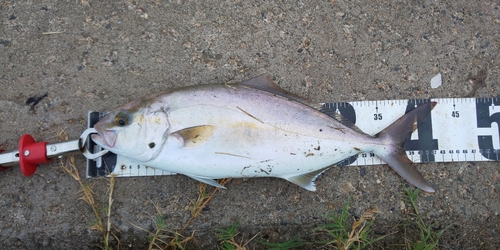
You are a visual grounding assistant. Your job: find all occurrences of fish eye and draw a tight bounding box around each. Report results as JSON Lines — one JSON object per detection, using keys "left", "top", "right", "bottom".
{"left": 115, "top": 112, "right": 129, "bottom": 126}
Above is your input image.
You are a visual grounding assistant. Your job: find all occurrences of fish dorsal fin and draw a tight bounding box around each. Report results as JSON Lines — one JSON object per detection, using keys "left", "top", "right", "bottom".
{"left": 171, "top": 125, "right": 216, "bottom": 147}
{"left": 284, "top": 166, "right": 330, "bottom": 191}
{"left": 319, "top": 106, "right": 370, "bottom": 136}
{"left": 241, "top": 73, "right": 369, "bottom": 135}
{"left": 185, "top": 174, "right": 227, "bottom": 189}
{"left": 240, "top": 73, "right": 323, "bottom": 110}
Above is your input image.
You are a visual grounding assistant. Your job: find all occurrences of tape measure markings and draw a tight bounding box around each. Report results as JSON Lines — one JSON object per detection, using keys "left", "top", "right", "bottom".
{"left": 86, "top": 97, "right": 500, "bottom": 177}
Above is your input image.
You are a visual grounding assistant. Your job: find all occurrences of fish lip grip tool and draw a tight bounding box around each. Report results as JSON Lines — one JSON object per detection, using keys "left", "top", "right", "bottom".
{"left": 0, "top": 128, "right": 108, "bottom": 176}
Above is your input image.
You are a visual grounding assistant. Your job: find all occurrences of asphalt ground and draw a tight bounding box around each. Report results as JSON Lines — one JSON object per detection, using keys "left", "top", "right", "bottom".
{"left": 0, "top": 1, "right": 499, "bottom": 249}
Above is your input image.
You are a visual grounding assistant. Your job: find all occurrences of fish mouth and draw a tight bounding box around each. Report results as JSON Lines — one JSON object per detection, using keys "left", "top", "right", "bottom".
{"left": 91, "top": 129, "right": 117, "bottom": 149}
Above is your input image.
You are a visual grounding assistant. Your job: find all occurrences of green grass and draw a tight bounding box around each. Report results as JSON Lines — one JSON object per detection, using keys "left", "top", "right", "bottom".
{"left": 402, "top": 185, "right": 452, "bottom": 250}
{"left": 103, "top": 184, "right": 452, "bottom": 250}
{"left": 314, "top": 197, "right": 385, "bottom": 249}
{"left": 258, "top": 238, "right": 308, "bottom": 250}
{"left": 216, "top": 221, "right": 261, "bottom": 250}
{"left": 217, "top": 222, "right": 308, "bottom": 250}
{"left": 256, "top": 187, "right": 453, "bottom": 250}
{"left": 216, "top": 222, "right": 242, "bottom": 250}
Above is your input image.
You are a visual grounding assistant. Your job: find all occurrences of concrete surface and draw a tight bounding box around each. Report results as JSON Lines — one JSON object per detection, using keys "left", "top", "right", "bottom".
{"left": 1, "top": 0, "right": 499, "bottom": 249}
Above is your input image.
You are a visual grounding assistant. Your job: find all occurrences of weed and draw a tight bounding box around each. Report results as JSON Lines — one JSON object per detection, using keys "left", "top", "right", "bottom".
{"left": 216, "top": 222, "right": 259, "bottom": 250}
{"left": 59, "top": 129, "right": 118, "bottom": 249}
{"left": 315, "top": 197, "right": 384, "bottom": 250}
{"left": 136, "top": 200, "right": 195, "bottom": 250}
{"left": 402, "top": 186, "right": 452, "bottom": 250}
{"left": 147, "top": 206, "right": 169, "bottom": 249}
{"left": 258, "top": 238, "right": 308, "bottom": 250}
{"left": 142, "top": 178, "right": 232, "bottom": 249}
{"left": 216, "top": 222, "right": 243, "bottom": 250}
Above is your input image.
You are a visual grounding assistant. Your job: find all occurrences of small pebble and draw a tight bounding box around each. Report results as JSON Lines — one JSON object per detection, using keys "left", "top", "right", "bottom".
{"left": 430, "top": 73, "right": 442, "bottom": 89}
{"left": 360, "top": 168, "right": 366, "bottom": 177}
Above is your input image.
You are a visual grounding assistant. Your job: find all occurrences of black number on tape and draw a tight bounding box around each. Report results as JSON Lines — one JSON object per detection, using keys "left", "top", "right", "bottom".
{"left": 374, "top": 113, "right": 382, "bottom": 120}
{"left": 403, "top": 100, "right": 439, "bottom": 162}
{"left": 476, "top": 98, "right": 500, "bottom": 160}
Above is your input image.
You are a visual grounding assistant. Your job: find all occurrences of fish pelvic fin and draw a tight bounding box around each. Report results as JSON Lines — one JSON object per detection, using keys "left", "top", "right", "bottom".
{"left": 375, "top": 101, "right": 437, "bottom": 193}
{"left": 285, "top": 166, "right": 330, "bottom": 191}
{"left": 185, "top": 174, "right": 227, "bottom": 189}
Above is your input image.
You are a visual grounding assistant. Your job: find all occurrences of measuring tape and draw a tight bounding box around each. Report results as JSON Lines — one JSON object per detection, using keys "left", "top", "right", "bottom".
{"left": 86, "top": 97, "right": 500, "bottom": 178}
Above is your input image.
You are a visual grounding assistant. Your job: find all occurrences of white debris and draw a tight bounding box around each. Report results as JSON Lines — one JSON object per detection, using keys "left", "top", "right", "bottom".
{"left": 430, "top": 73, "right": 442, "bottom": 89}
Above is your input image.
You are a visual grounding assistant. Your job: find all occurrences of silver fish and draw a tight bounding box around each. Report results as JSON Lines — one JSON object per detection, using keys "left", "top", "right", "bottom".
{"left": 91, "top": 74, "right": 436, "bottom": 192}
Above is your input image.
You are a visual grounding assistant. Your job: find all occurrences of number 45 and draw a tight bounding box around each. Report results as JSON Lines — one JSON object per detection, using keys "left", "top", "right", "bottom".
{"left": 452, "top": 111, "right": 459, "bottom": 118}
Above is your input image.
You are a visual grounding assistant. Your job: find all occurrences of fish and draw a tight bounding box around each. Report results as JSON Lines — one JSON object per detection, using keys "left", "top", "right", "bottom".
{"left": 91, "top": 73, "right": 436, "bottom": 193}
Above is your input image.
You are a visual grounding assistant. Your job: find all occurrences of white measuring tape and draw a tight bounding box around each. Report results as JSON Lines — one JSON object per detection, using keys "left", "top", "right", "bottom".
{"left": 86, "top": 97, "right": 500, "bottom": 178}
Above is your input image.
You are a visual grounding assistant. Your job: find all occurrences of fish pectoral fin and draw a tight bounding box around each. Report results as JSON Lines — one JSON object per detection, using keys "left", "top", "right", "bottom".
{"left": 185, "top": 174, "right": 227, "bottom": 189}
{"left": 284, "top": 167, "right": 330, "bottom": 191}
{"left": 171, "top": 125, "right": 216, "bottom": 147}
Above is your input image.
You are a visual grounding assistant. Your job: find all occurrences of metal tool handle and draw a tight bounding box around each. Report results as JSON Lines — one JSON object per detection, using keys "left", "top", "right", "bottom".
{"left": 0, "top": 128, "right": 107, "bottom": 176}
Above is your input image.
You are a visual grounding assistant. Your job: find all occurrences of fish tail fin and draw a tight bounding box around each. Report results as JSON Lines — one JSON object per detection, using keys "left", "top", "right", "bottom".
{"left": 374, "top": 102, "right": 437, "bottom": 193}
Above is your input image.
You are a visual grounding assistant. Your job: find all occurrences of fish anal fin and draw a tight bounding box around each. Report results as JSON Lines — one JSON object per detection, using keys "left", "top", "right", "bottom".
{"left": 172, "top": 125, "right": 216, "bottom": 147}
{"left": 285, "top": 167, "right": 330, "bottom": 191}
{"left": 185, "top": 174, "right": 227, "bottom": 189}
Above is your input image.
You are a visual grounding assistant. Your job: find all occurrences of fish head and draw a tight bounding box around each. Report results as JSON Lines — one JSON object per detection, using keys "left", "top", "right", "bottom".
{"left": 91, "top": 98, "right": 170, "bottom": 162}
